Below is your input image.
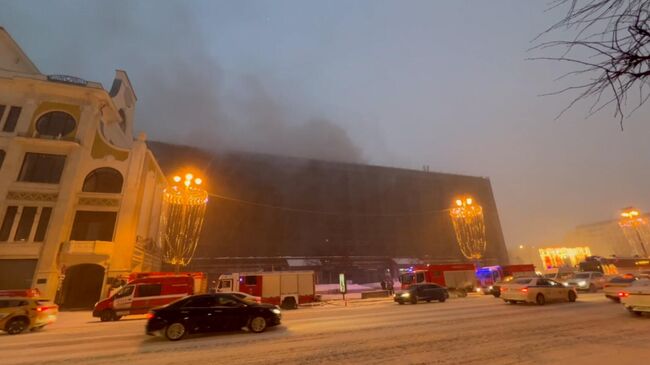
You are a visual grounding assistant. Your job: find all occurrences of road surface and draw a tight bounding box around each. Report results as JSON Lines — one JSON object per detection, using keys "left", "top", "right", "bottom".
{"left": 2, "top": 293, "right": 649, "bottom": 364}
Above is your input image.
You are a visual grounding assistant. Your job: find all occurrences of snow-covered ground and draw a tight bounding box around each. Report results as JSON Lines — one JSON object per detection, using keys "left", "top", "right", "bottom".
{"left": 2, "top": 293, "right": 649, "bottom": 365}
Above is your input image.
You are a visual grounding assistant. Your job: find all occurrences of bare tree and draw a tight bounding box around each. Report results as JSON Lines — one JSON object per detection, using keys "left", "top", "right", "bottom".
{"left": 534, "top": 0, "right": 650, "bottom": 128}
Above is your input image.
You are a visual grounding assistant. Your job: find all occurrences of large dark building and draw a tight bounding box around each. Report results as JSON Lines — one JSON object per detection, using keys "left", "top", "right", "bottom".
{"left": 148, "top": 142, "right": 509, "bottom": 283}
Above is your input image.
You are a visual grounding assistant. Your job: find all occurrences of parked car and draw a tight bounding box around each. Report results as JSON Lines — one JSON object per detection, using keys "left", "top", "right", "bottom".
{"left": 619, "top": 279, "right": 650, "bottom": 316}
{"left": 146, "top": 293, "right": 282, "bottom": 341}
{"left": 0, "top": 297, "right": 58, "bottom": 335}
{"left": 603, "top": 276, "right": 638, "bottom": 302}
{"left": 564, "top": 272, "right": 606, "bottom": 292}
{"left": 393, "top": 283, "right": 449, "bottom": 304}
{"left": 500, "top": 277, "right": 577, "bottom": 305}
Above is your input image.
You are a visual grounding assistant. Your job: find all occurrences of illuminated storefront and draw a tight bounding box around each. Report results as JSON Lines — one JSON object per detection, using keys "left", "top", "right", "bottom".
{"left": 539, "top": 247, "right": 592, "bottom": 269}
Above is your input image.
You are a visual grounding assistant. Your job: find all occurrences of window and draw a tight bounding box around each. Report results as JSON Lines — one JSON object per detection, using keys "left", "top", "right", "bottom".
{"left": 35, "top": 111, "right": 76, "bottom": 137}
{"left": 0, "top": 206, "right": 18, "bottom": 241}
{"left": 0, "top": 149, "right": 5, "bottom": 170}
{"left": 33, "top": 207, "right": 52, "bottom": 242}
{"left": 244, "top": 276, "right": 258, "bottom": 285}
{"left": 0, "top": 300, "right": 25, "bottom": 308}
{"left": 18, "top": 153, "right": 66, "bottom": 183}
{"left": 416, "top": 272, "right": 425, "bottom": 283}
{"left": 218, "top": 280, "right": 232, "bottom": 289}
{"left": 69, "top": 211, "right": 117, "bottom": 241}
{"left": 514, "top": 278, "right": 532, "bottom": 285}
{"left": 2, "top": 106, "right": 21, "bottom": 132}
{"left": 136, "top": 284, "right": 162, "bottom": 298}
{"left": 115, "top": 285, "right": 134, "bottom": 298}
{"left": 82, "top": 168, "right": 123, "bottom": 193}
{"left": 216, "top": 295, "right": 241, "bottom": 307}
{"left": 0, "top": 105, "right": 5, "bottom": 121}
{"left": 13, "top": 207, "right": 36, "bottom": 241}
{"left": 183, "top": 296, "right": 217, "bottom": 308}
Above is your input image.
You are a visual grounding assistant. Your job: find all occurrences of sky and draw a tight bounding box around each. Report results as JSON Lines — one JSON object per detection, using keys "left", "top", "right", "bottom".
{"left": 2, "top": 0, "right": 649, "bottom": 249}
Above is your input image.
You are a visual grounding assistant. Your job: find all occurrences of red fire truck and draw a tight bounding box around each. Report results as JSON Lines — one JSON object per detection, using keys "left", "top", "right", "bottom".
{"left": 216, "top": 271, "right": 316, "bottom": 309}
{"left": 476, "top": 264, "right": 536, "bottom": 296}
{"left": 93, "top": 272, "right": 207, "bottom": 322}
{"left": 399, "top": 264, "right": 476, "bottom": 293}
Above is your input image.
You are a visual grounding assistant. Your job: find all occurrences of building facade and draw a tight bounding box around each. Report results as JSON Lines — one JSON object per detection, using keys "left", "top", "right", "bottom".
{"left": 0, "top": 28, "right": 166, "bottom": 308}
{"left": 148, "top": 141, "right": 510, "bottom": 284}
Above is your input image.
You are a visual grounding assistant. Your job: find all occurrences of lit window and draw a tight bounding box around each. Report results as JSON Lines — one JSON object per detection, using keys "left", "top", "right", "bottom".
{"left": 35, "top": 111, "right": 76, "bottom": 137}
{"left": 82, "top": 168, "right": 123, "bottom": 193}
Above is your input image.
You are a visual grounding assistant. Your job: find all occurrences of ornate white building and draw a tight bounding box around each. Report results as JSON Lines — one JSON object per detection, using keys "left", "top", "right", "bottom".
{"left": 0, "top": 27, "right": 166, "bottom": 308}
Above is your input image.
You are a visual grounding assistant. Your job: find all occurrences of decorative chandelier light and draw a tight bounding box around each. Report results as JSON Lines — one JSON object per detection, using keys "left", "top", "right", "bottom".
{"left": 619, "top": 207, "right": 649, "bottom": 257}
{"left": 159, "top": 173, "right": 208, "bottom": 271}
{"left": 449, "top": 196, "right": 487, "bottom": 261}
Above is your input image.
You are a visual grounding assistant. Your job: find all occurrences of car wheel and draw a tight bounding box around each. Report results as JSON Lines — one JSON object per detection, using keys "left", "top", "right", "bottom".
{"left": 410, "top": 295, "right": 418, "bottom": 304}
{"left": 281, "top": 297, "right": 298, "bottom": 310}
{"left": 439, "top": 296, "right": 446, "bottom": 303}
{"left": 589, "top": 284, "right": 597, "bottom": 293}
{"left": 536, "top": 294, "right": 546, "bottom": 306}
{"left": 6, "top": 318, "right": 29, "bottom": 335}
{"left": 99, "top": 310, "right": 117, "bottom": 322}
{"left": 426, "top": 299, "right": 431, "bottom": 303}
{"left": 165, "top": 322, "right": 187, "bottom": 341}
{"left": 397, "top": 301, "right": 405, "bottom": 305}
{"left": 249, "top": 316, "right": 268, "bottom": 333}
{"left": 568, "top": 291, "right": 577, "bottom": 302}
{"left": 493, "top": 291, "right": 501, "bottom": 298}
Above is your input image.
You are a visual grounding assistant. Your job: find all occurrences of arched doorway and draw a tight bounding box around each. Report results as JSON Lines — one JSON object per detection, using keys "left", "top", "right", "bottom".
{"left": 59, "top": 264, "right": 105, "bottom": 309}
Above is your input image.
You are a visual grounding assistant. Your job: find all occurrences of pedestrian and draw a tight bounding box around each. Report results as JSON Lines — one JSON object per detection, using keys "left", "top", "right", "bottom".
{"left": 381, "top": 280, "right": 387, "bottom": 291}
{"left": 387, "top": 279, "right": 394, "bottom": 295}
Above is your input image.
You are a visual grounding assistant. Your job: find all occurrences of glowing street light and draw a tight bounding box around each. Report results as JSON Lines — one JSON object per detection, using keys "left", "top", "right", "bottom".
{"left": 159, "top": 172, "right": 209, "bottom": 272}
{"left": 449, "top": 196, "right": 487, "bottom": 262}
{"left": 619, "top": 207, "right": 649, "bottom": 257}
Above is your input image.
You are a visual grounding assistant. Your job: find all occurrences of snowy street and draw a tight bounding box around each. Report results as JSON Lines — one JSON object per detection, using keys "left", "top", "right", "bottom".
{"left": 2, "top": 293, "right": 649, "bottom": 365}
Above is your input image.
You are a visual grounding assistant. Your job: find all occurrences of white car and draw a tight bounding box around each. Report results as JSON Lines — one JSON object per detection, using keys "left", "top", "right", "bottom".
{"left": 603, "top": 276, "right": 637, "bottom": 302}
{"left": 620, "top": 279, "right": 650, "bottom": 316}
{"left": 564, "top": 272, "right": 606, "bottom": 292}
{"left": 500, "top": 277, "right": 577, "bottom": 305}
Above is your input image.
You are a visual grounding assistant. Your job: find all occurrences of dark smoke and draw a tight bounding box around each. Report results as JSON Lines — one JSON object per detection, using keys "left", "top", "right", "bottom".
{"left": 1, "top": 0, "right": 363, "bottom": 163}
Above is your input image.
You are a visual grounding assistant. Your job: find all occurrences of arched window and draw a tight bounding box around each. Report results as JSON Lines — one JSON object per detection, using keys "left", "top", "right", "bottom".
{"left": 82, "top": 168, "right": 123, "bottom": 193}
{"left": 35, "top": 111, "right": 76, "bottom": 137}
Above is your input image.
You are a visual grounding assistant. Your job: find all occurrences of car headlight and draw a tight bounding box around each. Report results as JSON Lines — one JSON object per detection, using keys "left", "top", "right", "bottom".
{"left": 401, "top": 292, "right": 410, "bottom": 298}
{"left": 271, "top": 308, "right": 281, "bottom": 315}
{"left": 488, "top": 286, "right": 493, "bottom": 290}
{"left": 578, "top": 281, "right": 587, "bottom": 286}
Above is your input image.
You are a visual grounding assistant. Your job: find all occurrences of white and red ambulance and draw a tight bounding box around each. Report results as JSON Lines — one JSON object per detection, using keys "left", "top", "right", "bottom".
{"left": 93, "top": 272, "right": 207, "bottom": 322}
{"left": 217, "top": 271, "right": 316, "bottom": 309}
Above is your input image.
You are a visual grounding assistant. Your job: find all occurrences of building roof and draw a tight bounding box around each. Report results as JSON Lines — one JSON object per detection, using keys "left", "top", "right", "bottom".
{"left": 0, "top": 26, "right": 40, "bottom": 74}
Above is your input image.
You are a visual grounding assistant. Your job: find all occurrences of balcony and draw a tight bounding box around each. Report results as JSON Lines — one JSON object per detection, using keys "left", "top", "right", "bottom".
{"left": 62, "top": 240, "right": 113, "bottom": 257}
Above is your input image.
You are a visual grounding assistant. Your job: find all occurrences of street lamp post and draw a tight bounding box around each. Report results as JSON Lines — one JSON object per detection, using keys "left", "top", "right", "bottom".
{"left": 619, "top": 207, "right": 649, "bottom": 257}
{"left": 159, "top": 173, "right": 209, "bottom": 273}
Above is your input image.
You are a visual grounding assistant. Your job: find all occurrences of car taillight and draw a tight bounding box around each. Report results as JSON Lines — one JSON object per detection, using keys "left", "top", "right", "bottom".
{"left": 146, "top": 312, "right": 155, "bottom": 319}
{"left": 520, "top": 287, "right": 528, "bottom": 293}
{"left": 501, "top": 287, "right": 507, "bottom": 292}
{"left": 618, "top": 292, "right": 629, "bottom": 298}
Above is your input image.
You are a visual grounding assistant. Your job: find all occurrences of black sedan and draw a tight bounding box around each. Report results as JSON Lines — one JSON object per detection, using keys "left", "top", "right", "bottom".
{"left": 394, "top": 283, "right": 449, "bottom": 304}
{"left": 146, "top": 293, "right": 281, "bottom": 341}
